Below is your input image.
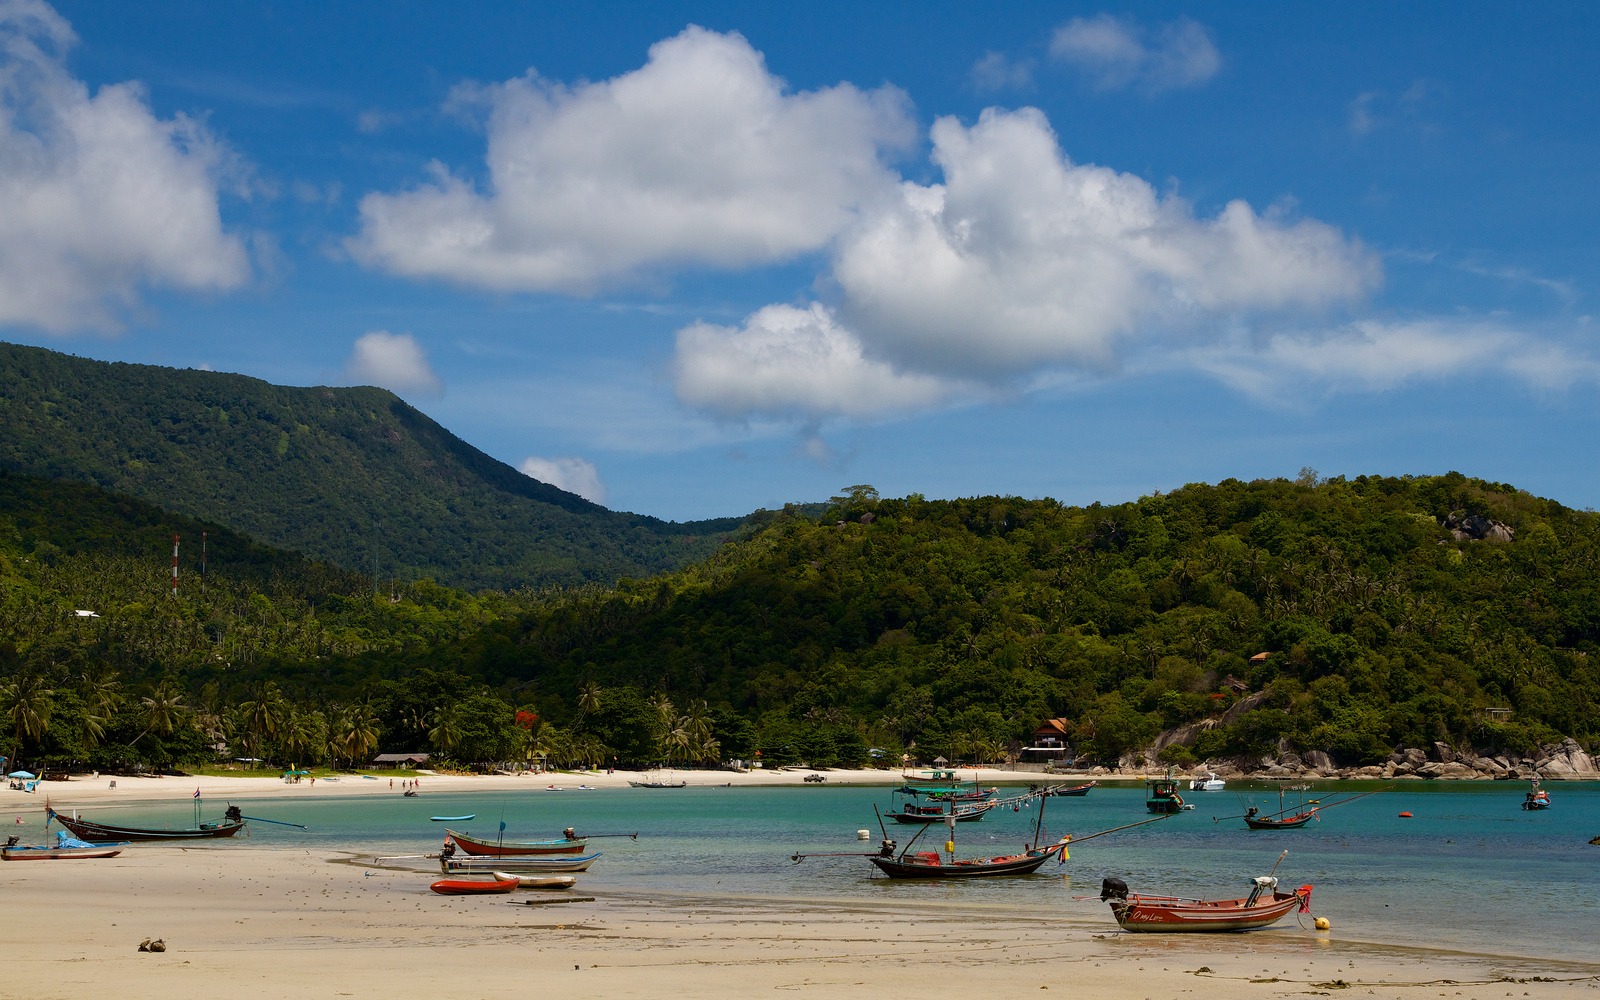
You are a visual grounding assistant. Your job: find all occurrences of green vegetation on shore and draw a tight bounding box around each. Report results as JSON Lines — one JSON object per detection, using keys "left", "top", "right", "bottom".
{"left": 2, "top": 468, "right": 1596, "bottom": 774}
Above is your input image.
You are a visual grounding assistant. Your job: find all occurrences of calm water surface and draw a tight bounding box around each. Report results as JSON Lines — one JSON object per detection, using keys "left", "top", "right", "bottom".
{"left": 49, "top": 779, "right": 1599, "bottom": 961}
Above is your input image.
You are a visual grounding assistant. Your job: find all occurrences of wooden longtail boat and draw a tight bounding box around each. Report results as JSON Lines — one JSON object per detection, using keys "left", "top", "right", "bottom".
{"left": 3, "top": 844, "right": 123, "bottom": 860}
{"left": 46, "top": 804, "right": 245, "bottom": 842}
{"left": 429, "top": 877, "right": 518, "bottom": 895}
{"left": 1522, "top": 779, "right": 1551, "bottom": 811}
{"left": 1051, "top": 781, "right": 1096, "bottom": 796}
{"left": 869, "top": 843, "right": 1065, "bottom": 878}
{"left": 442, "top": 852, "right": 600, "bottom": 873}
{"left": 885, "top": 800, "right": 994, "bottom": 823}
{"left": 1102, "top": 876, "right": 1312, "bottom": 932}
{"left": 1243, "top": 808, "right": 1316, "bottom": 829}
{"left": 445, "top": 829, "right": 588, "bottom": 856}
{"left": 896, "top": 770, "right": 997, "bottom": 802}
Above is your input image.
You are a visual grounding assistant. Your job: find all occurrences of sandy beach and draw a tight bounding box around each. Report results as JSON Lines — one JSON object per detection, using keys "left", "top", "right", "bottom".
{"left": 6, "top": 766, "right": 1070, "bottom": 809}
{"left": 1, "top": 844, "right": 1596, "bottom": 1000}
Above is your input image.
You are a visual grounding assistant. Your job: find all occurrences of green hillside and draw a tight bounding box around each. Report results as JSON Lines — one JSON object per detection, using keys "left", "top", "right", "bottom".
{"left": 0, "top": 341, "right": 748, "bottom": 590}
{"left": 3, "top": 470, "right": 1595, "bottom": 774}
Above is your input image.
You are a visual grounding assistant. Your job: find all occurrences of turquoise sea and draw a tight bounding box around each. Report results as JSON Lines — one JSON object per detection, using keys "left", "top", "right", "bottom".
{"left": 40, "top": 780, "right": 1599, "bottom": 962}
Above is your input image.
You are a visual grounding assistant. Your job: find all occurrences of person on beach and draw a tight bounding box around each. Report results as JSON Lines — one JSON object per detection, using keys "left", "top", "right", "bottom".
{"left": 389, "top": 778, "right": 393, "bottom": 789}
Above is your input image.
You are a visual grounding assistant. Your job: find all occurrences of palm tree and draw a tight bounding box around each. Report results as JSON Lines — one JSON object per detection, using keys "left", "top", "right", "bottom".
{"left": 428, "top": 706, "right": 461, "bottom": 759}
{"left": 576, "top": 681, "right": 603, "bottom": 722}
{"left": 340, "top": 706, "right": 379, "bottom": 770}
{"left": 76, "top": 666, "right": 122, "bottom": 748}
{"left": 322, "top": 704, "right": 352, "bottom": 769}
{"left": 1, "top": 674, "right": 54, "bottom": 751}
{"left": 282, "top": 707, "right": 325, "bottom": 768}
{"left": 238, "top": 682, "right": 287, "bottom": 767}
{"left": 129, "top": 679, "right": 187, "bottom": 747}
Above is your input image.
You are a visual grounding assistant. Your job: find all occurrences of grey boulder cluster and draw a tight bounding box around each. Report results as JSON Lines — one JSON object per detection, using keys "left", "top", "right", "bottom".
{"left": 1441, "top": 510, "right": 1515, "bottom": 543}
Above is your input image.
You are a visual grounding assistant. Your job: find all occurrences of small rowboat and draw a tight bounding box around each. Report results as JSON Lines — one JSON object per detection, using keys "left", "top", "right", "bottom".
{"left": 491, "top": 872, "right": 578, "bottom": 889}
{"left": 430, "top": 815, "right": 475, "bottom": 822}
{"left": 627, "top": 780, "right": 687, "bottom": 788}
{"left": 446, "top": 828, "right": 587, "bottom": 856}
{"left": 3, "top": 845, "right": 124, "bottom": 860}
{"left": 429, "top": 877, "right": 518, "bottom": 895}
{"left": 1102, "top": 876, "right": 1312, "bottom": 932}
{"left": 443, "top": 852, "right": 600, "bottom": 874}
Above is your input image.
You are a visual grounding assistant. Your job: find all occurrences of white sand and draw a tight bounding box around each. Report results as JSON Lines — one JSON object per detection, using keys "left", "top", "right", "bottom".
{"left": 0, "top": 845, "right": 1594, "bottom": 1000}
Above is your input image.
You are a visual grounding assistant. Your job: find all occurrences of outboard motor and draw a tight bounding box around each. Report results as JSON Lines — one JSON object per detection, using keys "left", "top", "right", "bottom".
{"left": 1100, "top": 876, "right": 1129, "bottom": 901}
{"left": 879, "top": 839, "right": 897, "bottom": 858}
{"left": 224, "top": 805, "right": 242, "bottom": 824}
{"left": 3, "top": 835, "right": 17, "bottom": 849}
{"left": 563, "top": 827, "right": 577, "bottom": 840}
{"left": 440, "top": 841, "right": 457, "bottom": 859}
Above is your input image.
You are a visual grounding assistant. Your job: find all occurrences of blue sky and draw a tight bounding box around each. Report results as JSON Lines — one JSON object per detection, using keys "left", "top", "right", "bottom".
{"left": 4, "top": 1, "right": 1598, "bottom": 518}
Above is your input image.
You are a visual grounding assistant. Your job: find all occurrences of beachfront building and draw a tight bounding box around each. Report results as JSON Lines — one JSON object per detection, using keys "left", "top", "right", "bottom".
{"left": 1024, "top": 718, "right": 1074, "bottom": 762}
{"left": 370, "top": 752, "right": 430, "bottom": 770}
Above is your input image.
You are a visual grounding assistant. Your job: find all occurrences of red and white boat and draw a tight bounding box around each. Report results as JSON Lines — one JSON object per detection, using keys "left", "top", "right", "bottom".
{"left": 445, "top": 828, "right": 588, "bottom": 856}
{"left": 429, "top": 877, "right": 518, "bottom": 895}
{"left": 1101, "top": 876, "right": 1312, "bottom": 932}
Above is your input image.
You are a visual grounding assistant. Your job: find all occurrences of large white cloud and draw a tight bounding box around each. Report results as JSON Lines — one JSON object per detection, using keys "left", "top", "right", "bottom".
{"left": 344, "top": 331, "right": 442, "bottom": 395}
{"left": 349, "top": 26, "right": 914, "bottom": 293}
{"left": 672, "top": 302, "right": 956, "bottom": 421}
{"left": 0, "top": 0, "right": 249, "bottom": 331}
{"left": 830, "top": 107, "right": 1379, "bottom": 378}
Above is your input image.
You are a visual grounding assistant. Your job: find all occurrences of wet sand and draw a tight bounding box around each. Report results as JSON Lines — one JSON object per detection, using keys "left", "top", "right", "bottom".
{"left": 1, "top": 846, "right": 1595, "bottom": 1000}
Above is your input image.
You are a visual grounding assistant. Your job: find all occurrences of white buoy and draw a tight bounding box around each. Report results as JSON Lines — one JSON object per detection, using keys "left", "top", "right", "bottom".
{"left": 857, "top": 830, "right": 870, "bottom": 840}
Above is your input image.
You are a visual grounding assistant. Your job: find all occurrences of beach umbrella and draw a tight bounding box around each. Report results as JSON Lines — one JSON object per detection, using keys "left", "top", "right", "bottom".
{"left": 8, "top": 770, "right": 36, "bottom": 779}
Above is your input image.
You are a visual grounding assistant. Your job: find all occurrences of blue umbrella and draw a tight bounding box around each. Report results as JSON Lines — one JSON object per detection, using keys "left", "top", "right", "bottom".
{"left": 8, "top": 770, "right": 37, "bottom": 779}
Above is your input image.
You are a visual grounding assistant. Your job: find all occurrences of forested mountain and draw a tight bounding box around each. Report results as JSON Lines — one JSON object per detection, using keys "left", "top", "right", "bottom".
{"left": 3, "top": 469, "right": 1596, "bottom": 773}
{"left": 0, "top": 341, "right": 749, "bottom": 590}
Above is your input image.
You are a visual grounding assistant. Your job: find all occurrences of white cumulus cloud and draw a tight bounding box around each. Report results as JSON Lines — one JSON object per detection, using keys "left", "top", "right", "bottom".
{"left": 672, "top": 302, "right": 957, "bottom": 421}
{"left": 0, "top": 0, "right": 249, "bottom": 331}
{"left": 344, "top": 331, "right": 442, "bottom": 395}
{"left": 349, "top": 26, "right": 914, "bottom": 293}
{"left": 1049, "top": 14, "right": 1220, "bottom": 92}
{"left": 829, "top": 107, "right": 1379, "bottom": 379}
{"left": 519, "top": 455, "right": 607, "bottom": 504}
{"left": 1185, "top": 319, "right": 1600, "bottom": 402}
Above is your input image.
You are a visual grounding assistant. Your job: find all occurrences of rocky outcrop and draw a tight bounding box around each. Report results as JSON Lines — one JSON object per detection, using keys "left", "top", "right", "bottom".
{"left": 1442, "top": 510, "right": 1515, "bottom": 543}
{"left": 1220, "top": 691, "right": 1271, "bottom": 725}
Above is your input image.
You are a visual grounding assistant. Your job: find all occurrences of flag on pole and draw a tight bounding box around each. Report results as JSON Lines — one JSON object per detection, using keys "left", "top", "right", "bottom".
{"left": 194, "top": 788, "right": 201, "bottom": 798}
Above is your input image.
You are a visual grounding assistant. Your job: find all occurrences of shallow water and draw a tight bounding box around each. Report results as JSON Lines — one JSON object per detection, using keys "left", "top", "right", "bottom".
{"left": 44, "top": 779, "right": 1600, "bottom": 961}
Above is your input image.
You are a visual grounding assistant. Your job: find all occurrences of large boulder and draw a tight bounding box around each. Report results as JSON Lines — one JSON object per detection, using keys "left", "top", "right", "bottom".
{"left": 1432, "top": 742, "right": 1457, "bottom": 763}
{"left": 1438, "top": 762, "right": 1476, "bottom": 779}
{"left": 1403, "top": 747, "right": 1428, "bottom": 768}
{"left": 1221, "top": 691, "right": 1272, "bottom": 725}
{"left": 1415, "top": 762, "right": 1447, "bottom": 779}
{"left": 1443, "top": 510, "right": 1515, "bottom": 543}
{"left": 1304, "top": 750, "right": 1336, "bottom": 772}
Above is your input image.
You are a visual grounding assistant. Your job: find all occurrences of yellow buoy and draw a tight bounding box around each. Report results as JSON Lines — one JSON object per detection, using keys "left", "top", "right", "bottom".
{"left": 1314, "top": 917, "right": 1330, "bottom": 931}
{"left": 945, "top": 840, "right": 955, "bottom": 853}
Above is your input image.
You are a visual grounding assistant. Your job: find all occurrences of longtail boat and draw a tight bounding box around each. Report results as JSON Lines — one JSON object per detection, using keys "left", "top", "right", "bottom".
{"left": 2, "top": 836, "right": 124, "bottom": 861}
{"left": 445, "top": 828, "right": 588, "bottom": 856}
{"left": 1243, "top": 807, "right": 1315, "bottom": 829}
{"left": 46, "top": 804, "right": 245, "bottom": 842}
{"left": 1100, "top": 873, "right": 1312, "bottom": 932}
{"left": 1522, "top": 779, "right": 1551, "bottom": 811}
{"left": 869, "top": 842, "right": 1065, "bottom": 878}
{"left": 885, "top": 800, "right": 994, "bottom": 823}
{"left": 429, "top": 877, "right": 518, "bottom": 895}
{"left": 442, "top": 852, "right": 600, "bottom": 873}
{"left": 895, "top": 769, "right": 997, "bottom": 802}
{"left": 1051, "top": 781, "right": 1096, "bottom": 796}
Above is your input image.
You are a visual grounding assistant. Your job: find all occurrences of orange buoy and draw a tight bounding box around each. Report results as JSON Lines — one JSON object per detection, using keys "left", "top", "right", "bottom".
{"left": 1398, "top": 811, "right": 1413, "bottom": 818}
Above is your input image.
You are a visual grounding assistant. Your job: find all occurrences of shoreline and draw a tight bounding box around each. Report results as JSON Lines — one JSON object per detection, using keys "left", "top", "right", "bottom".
{"left": 15, "top": 766, "right": 1596, "bottom": 810}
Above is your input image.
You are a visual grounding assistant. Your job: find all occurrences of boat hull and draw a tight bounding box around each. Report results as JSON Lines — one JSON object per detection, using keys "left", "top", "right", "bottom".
{"left": 886, "top": 802, "right": 995, "bottom": 824}
{"left": 2, "top": 846, "right": 123, "bottom": 860}
{"left": 1109, "top": 890, "right": 1307, "bottom": 932}
{"left": 491, "top": 872, "right": 578, "bottom": 889}
{"left": 627, "top": 781, "right": 686, "bottom": 788}
{"left": 445, "top": 830, "right": 587, "bottom": 855}
{"left": 1244, "top": 812, "right": 1315, "bottom": 830}
{"left": 869, "top": 846, "right": 1061, "bottom": 879}
{"left": 430, "top": 878, "right": 518, "bottom": 895}
{"left": 1053, "top": 782, "right": 1095, "bottom": 796}
{"left": 47, "top": 807, "right": 244, "bottom": 842}
{"left": 444, "top": 853, "right": 599, "bottom": 873}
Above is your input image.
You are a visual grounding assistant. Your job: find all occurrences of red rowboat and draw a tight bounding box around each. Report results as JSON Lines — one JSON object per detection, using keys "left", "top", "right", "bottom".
{"left": 1102, "top": 876, "right": 1312, "bottom": 932}
{"left": 429, "top": 877, "right": 519, "bottom": 895}
{"left": 445, "top": 828, "right": 588, "bottom": 856}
